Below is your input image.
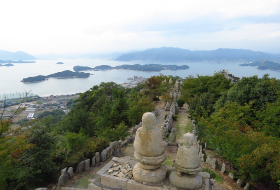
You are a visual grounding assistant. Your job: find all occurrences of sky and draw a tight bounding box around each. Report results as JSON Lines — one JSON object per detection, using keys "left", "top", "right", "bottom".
{"left": 0, "top": 0, "right": 280, "bottom": 55}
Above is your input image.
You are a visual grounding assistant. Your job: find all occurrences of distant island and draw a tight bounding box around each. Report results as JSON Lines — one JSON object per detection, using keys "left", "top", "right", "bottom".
{"left": 0, "top": 63, "right": 14, "bottom": 67}
{"left": 57, "top": 62, "right": 64, "bottom": 64}
{"left": 21, "top": 70, "right": 90, "bottom": 83}
{"left": 74, "top": 64, "right": 189, "bottom": 72}
{"left": 115, "top": 47, "right": 280, "bottom": 62}
{"left": 0, "top": 60, "right": 35, "bottom": 63}
{"left": 239, "top": 60, "right": 280, "bottom": 71}
{"left": 73, "top": 66, "right": 95, "bottom": 71}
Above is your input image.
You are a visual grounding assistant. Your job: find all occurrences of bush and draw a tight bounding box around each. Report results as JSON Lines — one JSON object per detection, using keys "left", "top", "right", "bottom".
{"left": 177, "top": 99, "right": 185, "bottom": 108}
{"left": 153, "top": 97, "right": 160, "bottom": 101}
{"left": 172, "top": 115, "right": 178, "bottom": 121}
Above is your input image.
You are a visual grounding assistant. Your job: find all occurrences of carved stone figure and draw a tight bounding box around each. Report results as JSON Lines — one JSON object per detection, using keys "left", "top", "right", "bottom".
{"left": 168, "top": 128, "right": 178, "bottom": 146}
{"left": 169, "top": 132, "right": 202, "bottom": 189}
{"left": 133, "top": 112, "right": 167, "bottom": 183}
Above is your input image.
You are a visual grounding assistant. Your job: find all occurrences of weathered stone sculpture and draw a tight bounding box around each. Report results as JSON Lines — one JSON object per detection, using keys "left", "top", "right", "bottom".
{"left": 133, "top": 112, "right": 167, "bottom": 183}
{"left": 165, "top": 102, "right": 170, "bottom": 111}
{"left": 174, "top": 80, "right": 179, "bottom": 92}
{"left": 169, "top": 78, "right": 173, "bottom": 85}
{"left": 160, "top": 126, "right": 166, "bottom": 139}
{"left": 169, "top": 132, "right": 202, "bottom": 189}
{"left": 168, "top": 128, "right": 178, "bottom": 146}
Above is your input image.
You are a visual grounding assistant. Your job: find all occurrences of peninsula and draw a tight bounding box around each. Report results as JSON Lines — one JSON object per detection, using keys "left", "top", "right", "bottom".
{"left": 21, "top": 70, "right": 90, "bottom": 83}
{"left": 74, "top": 64, "right": 189, "bottom": 72}
{"left": 239, "top": 60, "right": 280, "bottom": 71}
{"left": 0, "top": 63, "right": 14, "bottom": 67}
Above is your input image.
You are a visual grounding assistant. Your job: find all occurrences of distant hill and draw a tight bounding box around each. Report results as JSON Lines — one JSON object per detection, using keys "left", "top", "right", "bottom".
{"left": 115, "top": 47, "right": 279, "bottom": 62}
{"left": 0, "top": 50, "right": 36, "bottom": 60}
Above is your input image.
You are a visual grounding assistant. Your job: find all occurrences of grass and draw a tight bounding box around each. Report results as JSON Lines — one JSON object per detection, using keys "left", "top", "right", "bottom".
{"left": 74, "top": 174, "right": 95, "bottom": 188}
{"left": 176, "top": 120, "right": 182, "bottom": 139}
{"left": 185, "top": 122, "right": 191, "bottom": 133}
{"left": 202, "top": 168, "right": 223, "bottom": 183}
{"left": 164, "top": 156, "right": 174, "bottom": 166}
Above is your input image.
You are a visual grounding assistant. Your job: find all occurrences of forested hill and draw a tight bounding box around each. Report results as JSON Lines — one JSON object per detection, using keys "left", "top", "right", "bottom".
{"left": 115, "top": 47, "right": 279, "bottom": 62}
{"left": 0, "top": 49, "right": 36, "bottom": 60}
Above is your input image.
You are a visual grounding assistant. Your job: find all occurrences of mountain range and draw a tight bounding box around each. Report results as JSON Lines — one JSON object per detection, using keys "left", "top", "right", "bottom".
{"left": 115, "top": 47, "right": 280, "bottom": 62}
{"left": 0, "top": 50, "right": 36, "bottom": 60}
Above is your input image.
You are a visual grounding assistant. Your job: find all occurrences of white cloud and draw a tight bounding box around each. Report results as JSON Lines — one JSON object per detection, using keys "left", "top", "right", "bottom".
{"left": 0, "top": 0, "right": 280, "bottom": 54}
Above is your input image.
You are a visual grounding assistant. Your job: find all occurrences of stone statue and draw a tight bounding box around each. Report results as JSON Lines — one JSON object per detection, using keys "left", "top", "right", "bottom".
{"left": 160, "top": 126, "right": 166, "bottom": 139}
{"left": 133, "top": 112, "right": 167, "bottom": 183}
{"left": 174, "top": 80, "right": 179, "bottom": 92}
{"left": 168, "top": 128, "right": 178, "bottom": 146}
{"left": 165, "top": 101, "right": 170, "bottom": 111}
{"left": 169, "top": 78, "right": 173, "bottom": 85}
{"left": 169, "top": 132, "right": 202, "bottom": 189}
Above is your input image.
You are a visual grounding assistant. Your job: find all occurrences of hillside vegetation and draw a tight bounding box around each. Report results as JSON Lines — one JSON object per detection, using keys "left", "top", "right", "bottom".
{"left": 1, "top": 73, "right": 280, "bottom": 189}
{"left": 181, "top": 73, "right": 280, "bottom": 189}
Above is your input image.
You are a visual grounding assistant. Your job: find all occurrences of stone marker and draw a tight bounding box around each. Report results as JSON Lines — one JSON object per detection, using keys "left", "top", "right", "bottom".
{"left": 67, "top": 167, "right": 74, "bottom": 179}
{"left": 95, "top": 152, "right": 100, "bottom": 164}
{"left": 237, "top": 178, "right": 244, "bottom": 187}
{"left": 58, "top": 167, "right": 69, "bottom": 186}
{"left": 133, "top": 112, "right": 167, "bottom": 183}
{"left": 244, "top": 183, "right": 250, "bottom": 190}
{"left": 169, "top": 132, "right": 202, "bottom": 189}
{"left": 221, "top": 163, "right": 226, "bottom": 173}
{"left": 168, "top": 128, "right": 178, "bottom": 146}
{"left": 206, "top": 155, "right": 218, "bottom": 170}
{"left": 76, "top": 161, "right": 85, "bottom": 173}
{"left": 228, "top": 172, "right": 235, "bottom": 180}
{"left": 92, "top": 156, "right": 96, "bottom": 166}
{"left": 165, "top": 102, "right": 170, "bottom": 111}
{"left": 101, "top": 149, "right": 107, "bottom": 162}
{"left": 160, "top": 126, "right": 166, "bottom": 139}
{"left": 169, "top": 78, "right": 173, "bottom": 84}
{"left": 84, "top": 159, "right": 90, "bottom": 171}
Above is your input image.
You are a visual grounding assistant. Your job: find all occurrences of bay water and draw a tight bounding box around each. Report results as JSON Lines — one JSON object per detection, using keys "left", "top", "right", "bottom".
{"left": 0, "top": 58, "right": 280, "bottom": 98}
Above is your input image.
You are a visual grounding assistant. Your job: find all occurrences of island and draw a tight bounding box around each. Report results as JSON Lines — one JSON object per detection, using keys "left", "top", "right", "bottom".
{"left": 0, "top": 63, "right": 14, "bottom": 67}
{"left": 73, "top": 66, "right": 95, "bottom": 71}
{"left": 21, "top": 70, "right": 90, "bottom": 83}
{"left": 57, "top": 62, "right": 64, "bottom": 64}
{"left": 0, "top": 60, "right": 35, "bottom": 63}
{"left": 239, "top": 60, "right": 280, "bottom": 71}
{"left": 74, "top": 64, "right": 189, "bottom": 72}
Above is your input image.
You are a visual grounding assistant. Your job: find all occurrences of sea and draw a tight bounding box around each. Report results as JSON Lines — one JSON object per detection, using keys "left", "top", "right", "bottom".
{"left": 1, "top": 58, "right": 280, "bottom": 99}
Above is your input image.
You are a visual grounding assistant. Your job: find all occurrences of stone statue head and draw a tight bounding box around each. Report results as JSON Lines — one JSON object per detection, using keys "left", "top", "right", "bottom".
{"left": 183, "top": 132, "right": 194, "bottom": 148}
{"left": 142, "top": 112, "right": 156, "bottom": 130}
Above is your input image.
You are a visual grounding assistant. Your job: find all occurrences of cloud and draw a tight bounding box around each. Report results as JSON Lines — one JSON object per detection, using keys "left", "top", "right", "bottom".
{"left": 0, "top": 0, "right": 280, "bottom": 54}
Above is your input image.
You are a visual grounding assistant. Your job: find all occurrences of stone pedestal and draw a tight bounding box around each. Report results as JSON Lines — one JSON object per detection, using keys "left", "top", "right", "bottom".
{"left": 169, "top": 171, "right": 202, "bottom": 189}
{"left": 133, "top": 163, "right": 167, "bottom": 183}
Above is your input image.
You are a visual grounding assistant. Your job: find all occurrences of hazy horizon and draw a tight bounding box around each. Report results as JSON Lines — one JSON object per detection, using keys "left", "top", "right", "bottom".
{"left": 1, "top": 0, "right": 280, "bottom": 55}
